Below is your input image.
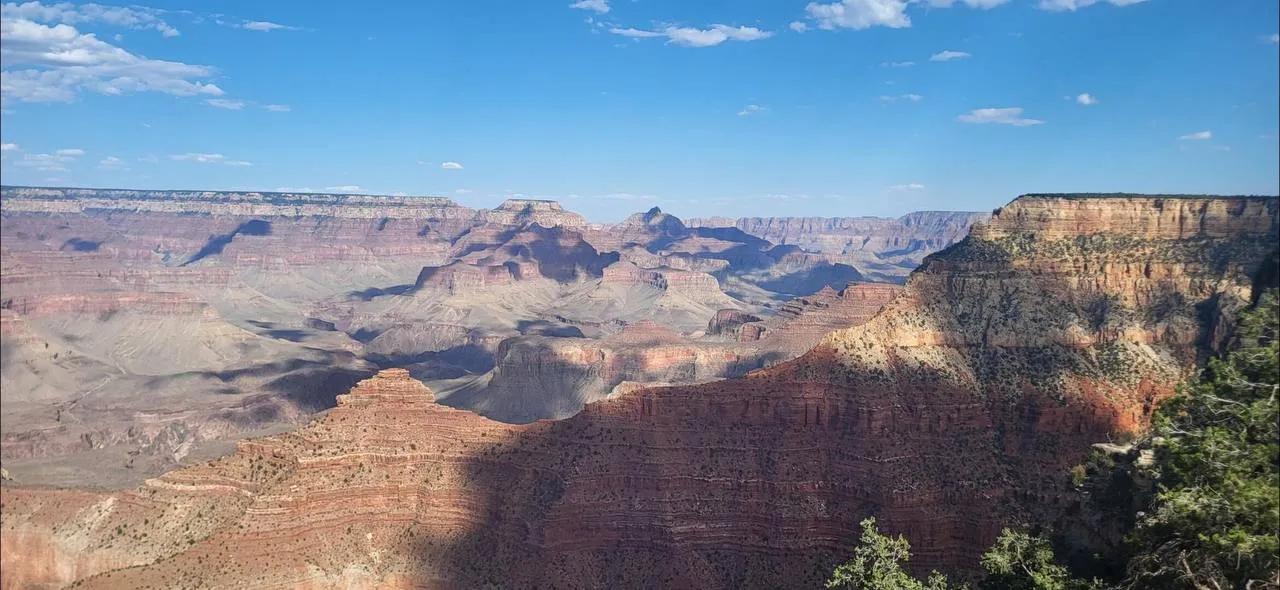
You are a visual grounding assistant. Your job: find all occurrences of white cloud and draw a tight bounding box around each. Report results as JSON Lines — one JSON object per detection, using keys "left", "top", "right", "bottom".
{"left": 1075, "top": 93, "right": 1098, "bottom": 105}
{"left": 205, "top": 98, "right": 244, "bottom": 110}
{"left": 97, "top": 155, "right": 126, "bottom": 169}
{"left": 0, "top": 142, "right": 17, "bottom": 151}
{"left": 169, "top": 152, "right": 252, "bottom": 166}
{"left": 16, "top": 147, "right": 81, "bottom": 170}
{"left": 1037, "top": 0, "right": 1147, "bottom": 11}
{"left": 930, "top": 50, "right": 971, "bottom": 61}
{"left": 927, "top": 0, "right": 1010, "bottom": 8}
{"left": 879, "top": 93, "right": 923, "bottom": 102}
{"left": 1178, "top": 130, "right": 1212, "bottom": 141}
{"left": 1266, "top": 33, "right": 1279, "bottom": 45}
{"left": 789, "top": 21, "right": 808, "bottom": 32}
{"left": 609, "top": 27, "right": 663, "bottom": 38}
{"left": 737, "top": 104, "right": 765, "bottom": 116}
{"left": 881, "top": 60, "right": 915, "bottom": 67}
{"left": 240, "top": 21, "right": 296, "bottom": 32}
{"left": 1, "top": 2, "right": 180, "bottom": 37}
{"left": 889, "top": 183, "right": 925, "bottom": 191}
{"left": 803, "top": 0, "right": 911, "bottom": 30}
{"left": 608, "top": 23, "right": 774, "bottom": 47}
{"left": 569, "top": 0, "right": 609, "bottom": 14}
{"left": 0, "top": 17, "right": 222, "bottom": 103}
{"left": 324, "top": 185, "right": 363, "bottom": 192}
{"left": 440, "top": 161, "right": 464, "bottom": 170}
{"left": 262, "top": 103, "right": 290, "bottom": 112}
{"left": 957, "top": 107, "right": 1044, "bottom": 126}
{"left": 662, "top": 25, "right": 773, "bottom": 47}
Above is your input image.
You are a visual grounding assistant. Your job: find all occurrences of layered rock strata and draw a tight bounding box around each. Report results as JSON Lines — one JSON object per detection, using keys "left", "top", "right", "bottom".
{"left": 2, "top": 194, "right": 1270, "bottom": 589}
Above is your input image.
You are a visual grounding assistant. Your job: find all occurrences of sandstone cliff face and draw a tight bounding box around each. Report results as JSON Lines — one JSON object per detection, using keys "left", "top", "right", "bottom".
{"left": 601, "top": 261, "right": 725, "bottom": 300}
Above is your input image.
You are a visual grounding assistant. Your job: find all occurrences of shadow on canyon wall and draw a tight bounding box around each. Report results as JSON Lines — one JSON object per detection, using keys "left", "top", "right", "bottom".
{"left": 182, "top": 219, "right": 272, "bottom": 266}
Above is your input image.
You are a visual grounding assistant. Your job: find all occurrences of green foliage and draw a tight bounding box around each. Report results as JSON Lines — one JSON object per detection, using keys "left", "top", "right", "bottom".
{"left": 980, "top": 529, "right": 1100, "bottom": 590}
{"left": 1069, "top": 464, "right": 1088, "bottom": 488}
{"left": 827, "top": 291, "right": 1279, "bottom": 590}
{"left": 1125, "top": 289, "right": 1280, "bottom": 589}
{"left": 827, "top": 518, "right": 957, "bottom": 590}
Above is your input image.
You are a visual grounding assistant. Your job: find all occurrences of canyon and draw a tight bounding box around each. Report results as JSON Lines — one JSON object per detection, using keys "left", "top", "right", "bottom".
{"left": 688, "top": 211, "right": 988, "bottom": 283}
{"left": 0, "top": 187, "right": 966, "bottom": 488}
{"left": 2, "top": 193, "right": 1275, "bottom": 589}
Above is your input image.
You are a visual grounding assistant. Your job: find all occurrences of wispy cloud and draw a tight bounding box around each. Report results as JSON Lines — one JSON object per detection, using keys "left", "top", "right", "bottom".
{"left": 1, "top": 1, "right": 179, "bottom": 37}
{"left": 568, "top": 0, "right": 609, "bottom": 14}
{"left": 1037, "top": 0, "right": 1148, "bottom": 11}
{"left": 15, "top": 147, "right": 83, "bottom": 171}
{"left": 737, "top": 104, "right": 766, "bottom": 116}
{"left": 789, "top": 21, "right": 808, "bottom": 32}
{"left": 1178, "top": 130, "right": 1212, "bottom": 141}
{"left": 169, "top": 152, "right": 252, "bottom": 166}
{"left": 0, "top": 142, "right": 18, "bottom": 152}
{"left": 930, "top": 50, "right": 971, "bottom": 61}
{"left": 440, "top": 161, "right": 464, "bottom": 170}
{"left": 240, "top": 20, "right": 297, "bottom": 32}
{"left": 889, "top": 183, "right": 926, "bottom": 191}
{"left": 609, "top": 24, "right": 773, "bottom": 47}
{"left": 1265, "top": 33, "right": 1279, "bottom": 45}
{"left": 879, "top": 93, "right": 923, "bottom": 102}
{"left": 324, "top": 185, "right": 363, "bottom": 192}
{"left": 609, "top": 27, "right": 663, "bottom": 38}
{"left": 957, "top": 107, "right": 1044, "bottom": 126}
{"left": 205, "top": 98, "right": 245, "bottom": 110}
{"left": 0, "top": 17, "right": 222, "bottom": 103}
{"left": 1075, "top": 93, "right": 1098, "bottom": 105}
{"left": 262, "top": 104, "right": 290, "bottom": 112}
{"left": 927, "top": 0, "right": 1010, "bottom": 7}
{"left": 881, "top": 60, "right": 915, "bottom": 67}
{"left": 97, "top": 155, "right": 127, "bottom": 169}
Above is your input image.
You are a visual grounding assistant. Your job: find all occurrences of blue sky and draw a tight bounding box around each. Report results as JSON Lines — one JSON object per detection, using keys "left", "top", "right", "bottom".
{"left": 1, "top": 0, "right": 1277, "bottom": 220}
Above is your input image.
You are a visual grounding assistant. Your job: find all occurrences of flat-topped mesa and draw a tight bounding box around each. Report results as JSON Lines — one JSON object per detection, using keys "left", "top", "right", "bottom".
{"left": 413, "top": 260, "right": 521, "bottom": 294}
{"left": 0, "top": 186, "right": 471, "bottom": 219}
{"left": 334, "top": 368, "right": 436, "bottom": 406}
{"left": 706, "top": 309, "right": 764, "bottom": 339}
{"left": 601, "top": 261, "right": 722, "bottom": 296}
{"left": 840, "top": 281, "right": 904, "bottom": 303}
{"left": 972, "top": 194, "right": 1279, "bottom": 241}
{"left": 480, "top": 198, "right": 588, "bottom": 228}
